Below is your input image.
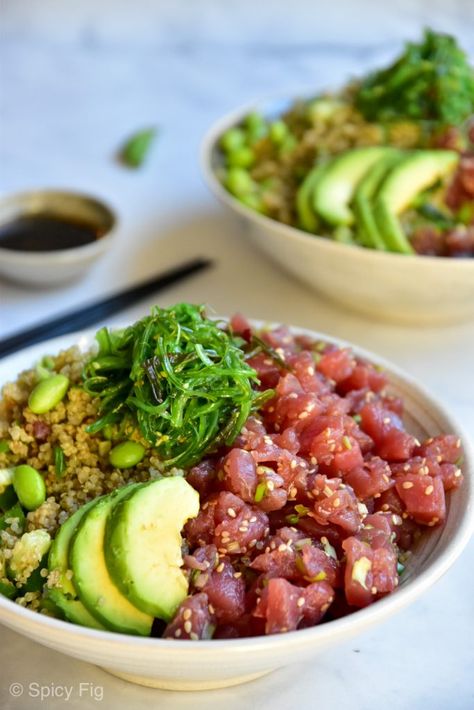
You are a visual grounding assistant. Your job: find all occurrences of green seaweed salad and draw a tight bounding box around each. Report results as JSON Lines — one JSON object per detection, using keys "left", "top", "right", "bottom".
{"left": 83, "top": 304, "right": 273, "bottom": 468}
{"left": 356, "top": 29, "right": 474, "bottom": 126}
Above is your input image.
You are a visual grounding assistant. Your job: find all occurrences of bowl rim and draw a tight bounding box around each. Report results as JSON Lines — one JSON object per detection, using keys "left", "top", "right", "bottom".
{"left": 0, "top": 322, "right": 473, "bottom": 657}
{"left": 0, "top": 188, "right": 117, "bottom": 264}
{"left": 200, "top": 97, "right": 474, "bottom": 270}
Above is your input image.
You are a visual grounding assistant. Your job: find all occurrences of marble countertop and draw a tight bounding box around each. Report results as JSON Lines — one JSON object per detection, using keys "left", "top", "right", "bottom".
{"left": 0, "top": 2, "right": 473, "bottom": 708}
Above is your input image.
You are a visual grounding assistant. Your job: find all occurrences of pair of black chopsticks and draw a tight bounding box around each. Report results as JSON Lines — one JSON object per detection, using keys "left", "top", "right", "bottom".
{"left": 0, "top": 258, "right": 212, "bottom": 359}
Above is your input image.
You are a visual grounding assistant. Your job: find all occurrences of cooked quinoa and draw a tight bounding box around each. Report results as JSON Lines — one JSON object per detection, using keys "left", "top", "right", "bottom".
{"left": 0, "top": 346, "right": 163, "bottom": 607}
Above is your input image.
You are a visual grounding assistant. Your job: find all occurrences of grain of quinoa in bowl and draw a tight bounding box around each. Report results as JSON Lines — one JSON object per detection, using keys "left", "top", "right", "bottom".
{"left": 0, "top": 304, "right": 466, "bottom": 639}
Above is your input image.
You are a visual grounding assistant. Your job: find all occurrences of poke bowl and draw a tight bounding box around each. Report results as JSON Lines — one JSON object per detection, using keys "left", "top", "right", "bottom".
{"left": 0, "top": 304, "right": 472, "bottom": 690}
{"left": 201, "top": 30, "right": 474, "bottom": 325}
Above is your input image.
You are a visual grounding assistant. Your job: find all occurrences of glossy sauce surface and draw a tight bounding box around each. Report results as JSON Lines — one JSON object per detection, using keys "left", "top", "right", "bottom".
{"left": 0, "top": 215, "right": 103, "bottom": 252}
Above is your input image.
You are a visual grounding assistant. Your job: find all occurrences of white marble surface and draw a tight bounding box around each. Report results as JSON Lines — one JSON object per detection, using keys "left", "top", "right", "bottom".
{"left": 0, "top": 2, "right": 473, "bottom": 708}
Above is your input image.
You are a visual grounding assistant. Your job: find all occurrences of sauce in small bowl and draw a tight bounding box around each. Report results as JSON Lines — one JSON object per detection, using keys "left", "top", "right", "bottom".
{"left": 0, "top": 190, "right": 116, "bottom": 287}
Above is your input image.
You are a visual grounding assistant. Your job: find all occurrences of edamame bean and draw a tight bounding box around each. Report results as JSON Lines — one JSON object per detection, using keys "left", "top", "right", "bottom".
{"left": 109, "top": 441, "right": 145, "bottom": 469}
{"left": 13, "top": 465, "right": 46, "bottom": 511}
{"left": 244, "top": 112, "right": 267, "bottom": 143}
{"left": 225, "top": 167, "right": 256, "bottom": 197}
{"left": 238, "top": 193, "right": 265, "bottom": 213}
{"left": 269, "top": 120, "right": 288, "bottom": 145}
{"left": 228, "top": 146, "right": 255, "bottom": 168}
{"left": 28, "top": 374, "right": 70, "bottom": 414}
{"left": 279, "top": 134, "right": 297, "bottom": 156}
{"left": 220, "top": 127, "right": 246, "bottom": 153}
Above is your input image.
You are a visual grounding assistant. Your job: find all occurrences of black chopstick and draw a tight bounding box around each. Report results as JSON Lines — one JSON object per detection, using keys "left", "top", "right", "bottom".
{"left": 0, "top": 258, "right": 212, "bottom": 359}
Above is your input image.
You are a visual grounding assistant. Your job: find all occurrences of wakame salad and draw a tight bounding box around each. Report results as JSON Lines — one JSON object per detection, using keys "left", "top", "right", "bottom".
{"left": 0, "top": 304, "right": 465, "bottom": 638}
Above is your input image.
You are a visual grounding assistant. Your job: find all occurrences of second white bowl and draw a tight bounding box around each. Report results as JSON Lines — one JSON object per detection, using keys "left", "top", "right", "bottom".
{"left": 201, "top": 100, "right": 474, "bottom": 326}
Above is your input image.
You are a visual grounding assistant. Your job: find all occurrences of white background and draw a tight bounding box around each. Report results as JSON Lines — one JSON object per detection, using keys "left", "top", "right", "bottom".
{"left": 1, "top": 2, "right": 473, "bottom": 708}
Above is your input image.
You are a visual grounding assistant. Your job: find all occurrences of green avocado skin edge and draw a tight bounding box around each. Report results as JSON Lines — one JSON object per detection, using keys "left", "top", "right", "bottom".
{"left": 104, "top": 477, "right": 200, "bottom": 622}
{"left": 69, "top": 484, "right": 153, "bottom": 636}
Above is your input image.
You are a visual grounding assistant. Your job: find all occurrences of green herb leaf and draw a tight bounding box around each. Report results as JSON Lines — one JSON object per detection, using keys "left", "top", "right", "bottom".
{"left": 119, "top": 127, "right": 157, "bottom": 168}
{"left": 254, "top": 482, "right": 267, "bottom": 503}
{"left": 356, "top": 29, "right": 474, "bottom": 125}
{"left": 0, "top": 440, "right": 10, "bottom": 454}
{"left": 54, "top": 446, "right": 66, "bottom": 478}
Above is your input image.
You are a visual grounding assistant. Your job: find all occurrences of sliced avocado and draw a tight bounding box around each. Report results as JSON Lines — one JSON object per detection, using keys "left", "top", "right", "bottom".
{"left": 70, "top": 485, "right": 153, "bottom": 636}
{"left": 296, "top": 162, "right": 327, "bottom": 232}
{"left": 313, "top": 147, "right": 389, "bottom": 227}
{"left": 105, "top": 476, "right": 199, "bottom": 621}
{"left": 374, "top": 150, "right": 459, "bottom": 254}
{"left": 353, "top": 149, "right": 402, "bottom": 249}
{"left": 47, "top": 588, "right": 107, "bottom": 630}
{"left": 49, "top": 498, "right": 99, "bottom": 597}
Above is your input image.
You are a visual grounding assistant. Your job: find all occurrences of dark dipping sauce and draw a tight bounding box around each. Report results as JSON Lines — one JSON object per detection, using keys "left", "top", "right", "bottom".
{"left": 0, "top": 215, "right": 104, "bottom": 252}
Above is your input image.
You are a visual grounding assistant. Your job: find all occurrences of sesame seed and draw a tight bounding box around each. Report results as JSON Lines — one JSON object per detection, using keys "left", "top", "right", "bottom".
{"left": 278, "top": 543, "right": 287, "bottom": 552}
{"left": 333, "top": 497, "right": 341, "bottom": 508}
{"left": 298, "top": 411, "right": 309, "bottom": 419}
{"left": 174, "top": 629, "right": 182, "bottom": 638}
{"left": 307, "top": 367, "right": 315, "bottom": 375}
{"left": 456, "top": 438, "right": 461, "bottom": 448}
{"left": 297, "top": 597, "right": 305, "bottom": 607}
{"left": 381, "top": 504, "right": 390, "bottom": 511}
{"left": 184, "top": 621, "right": 192, "bottom": 634}
{"left": 239, "top": 525, "right": 249, "bottom": 533}
{"left": 382, "top": 474, "right": 390, "bottom": 483}
{"left": 371, "top": 586, "right": 378, "bottom": 595}
{"left": 183, "top": 608, "right": 192, "bottom": 620}
{"left": 455, "top": 469, "right": 462, "bottom": 477}
{"left": 383, "top": 417, "right": 391, "bottom": 424}
{"left": 424, "top": 485, "right": 434, "bottom": 496}
{"left": 249, "top": 516, "right": 257, "bottom": 522}
{"left": 266, "top": 480, "right": 275, "bottom": 491}
{"left": 227, "top": 541, "right": 240, "bottom": 552}
{"left": 414, "top": 438, "right": 421, "bottom": 447}
{"left": 249, "top": 539, "right": 257, "bottom": 548}
{"left": 227, "top": 507, "right": 236, "bottom": 518}
{"left": 208, "top": 604, "right": 215, "bottom": 614}
{"left": 402, "top": 481, "right": 414, "bottom": 489}
{"left": 216, "top": 562, "right": 225, "bottom": 572}
{"left": 290, "top": 460, "right": 297, "bottom": 469}
{"left": 190, "top": 632, "right": 199, "bottom": 641}
{"left": 321, "top": 603, "right": 330, "bottom": 613}
{"left": 233, "top": 572, "right": 242, "bottom": 579}
{"left": 311, "top": 457, "right": 317, "bottom": 465}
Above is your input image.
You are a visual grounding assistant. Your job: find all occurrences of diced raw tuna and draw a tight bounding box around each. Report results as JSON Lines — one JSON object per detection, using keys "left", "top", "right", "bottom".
{"left": 343, "top": 457, "right": 393, "bottom": 499}
{"left": 164, "top": 594, "right": 215, "bottom": 640}
{"left": 395, "top": 474, "right": 446, "bottom": 526}
{"left": 202, "top": 558, "right": 246, "bottom": 624}
{"left": 223, "top": 448, "right": 258, "bottom": 503}
{"left": 317, "top": 348, "right": 356, "bottom": 384}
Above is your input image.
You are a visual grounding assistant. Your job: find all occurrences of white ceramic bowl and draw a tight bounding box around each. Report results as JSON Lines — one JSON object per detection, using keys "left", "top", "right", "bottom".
{"left": 0, "top": 190, "right": 116, "bottom": 287}
{"left": 201, "top": 100, "right": 474, "bottom": 325}
{"left": 0, "top": 326, "right": 472, "bottom": 691}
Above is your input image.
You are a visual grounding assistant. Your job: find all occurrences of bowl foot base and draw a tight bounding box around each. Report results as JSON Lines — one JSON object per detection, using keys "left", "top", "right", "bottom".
{"left": 101, "top": 666, "right": 275, "bottom": 690}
